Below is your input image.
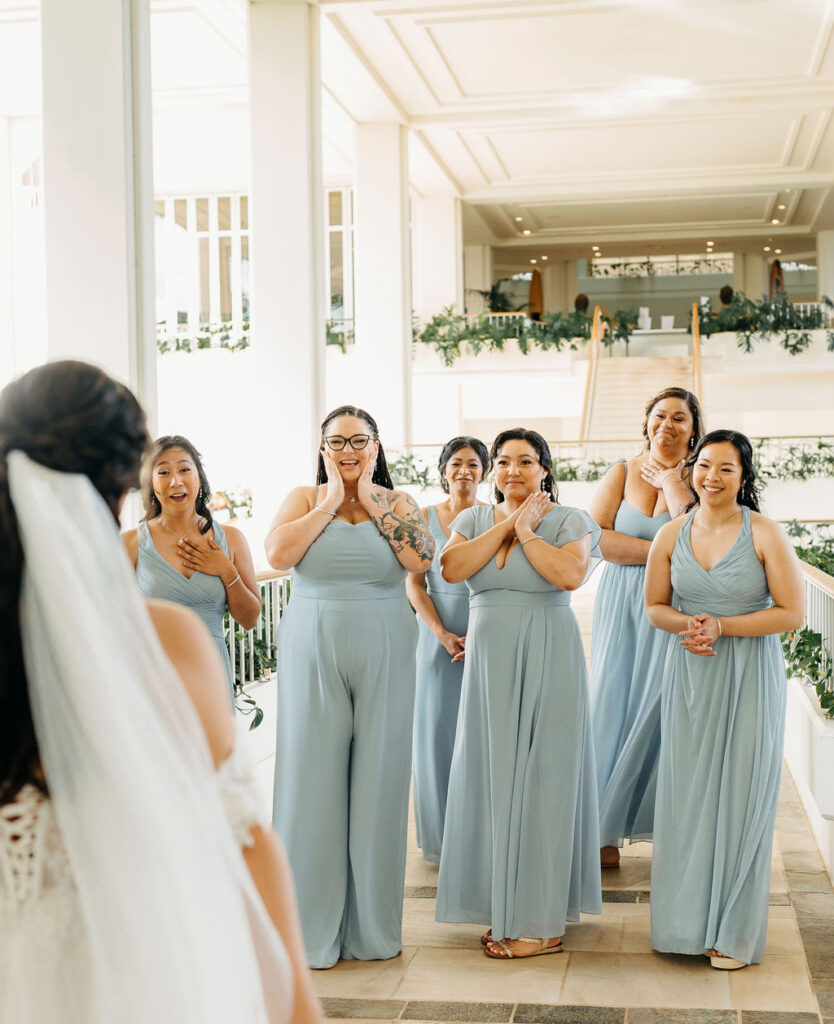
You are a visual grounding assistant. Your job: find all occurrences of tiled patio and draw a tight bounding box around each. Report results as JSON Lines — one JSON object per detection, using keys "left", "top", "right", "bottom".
{"left": 240, "top": 584, "right": 834, "bottom": 1024}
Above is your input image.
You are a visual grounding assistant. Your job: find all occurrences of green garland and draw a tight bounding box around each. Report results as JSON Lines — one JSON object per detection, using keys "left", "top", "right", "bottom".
{"left": 414, "top": 307, "right": 637, "bottom": 367}
{"left": 692, "top": 293, "right": 834, "bottom": 355}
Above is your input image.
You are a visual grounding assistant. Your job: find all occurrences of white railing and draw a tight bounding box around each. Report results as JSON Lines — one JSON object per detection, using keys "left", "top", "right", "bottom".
{"left": 227, "top": 570, "right": 291, "bottom": 689}
{"left": 801, "top": 562, "right": 834, "bottom": 698}
{"left": 792, "top": 302, "right": 834, "bottom": 327}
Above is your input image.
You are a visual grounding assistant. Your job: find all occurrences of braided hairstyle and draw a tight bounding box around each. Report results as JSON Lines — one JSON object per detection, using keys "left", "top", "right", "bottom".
{"left": 641, "top": 386, "right": 704, "bottom": 452}
{"left": 437, "top": 436, "right": 490, "bottom": 493}
{"left": 142, "top": 435, "right": 214, "bottom": 535}
{"left": 686, "top": 429, "right": 763, "bottom": 513}
{"left": 316, "top": 405, "right": 393, "bottom": 489}
{"left": 490, "top": 428, "right": 558, "bottom": 504}
{"left": 0, "top": 361, "right": 149, "bottom": 805}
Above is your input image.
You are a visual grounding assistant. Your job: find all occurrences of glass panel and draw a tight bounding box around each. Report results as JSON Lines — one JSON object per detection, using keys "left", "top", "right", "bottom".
{"left": 240, "top": 195, "right": 248, "bottom": 230}
{"left": 218, "top": 196, "right": 231, "bottom": 231}
{"left": 199, "top": 237, "right": 210, "bottom": 323}
{"left": 328, "top": 190, "right": 342, "bottom": 227}
{"left": 196, "top": 197, "right": 210, "bottom": 232}
{"left": 241, "top": 236, "right": 250, "bottom": 321}
{"left": 219, "top": 237, "right": 232, "bottom": 321}
{"left": 174, "top": 199, "right": 187, "bottom": 229}
{"left": 329, "top": 231, "right": 344, "bottom": 317}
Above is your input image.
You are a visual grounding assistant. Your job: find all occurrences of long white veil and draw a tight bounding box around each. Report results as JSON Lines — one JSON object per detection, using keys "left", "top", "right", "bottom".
{"left": 7, "top": 451, "right": 291, "bottom": 1023}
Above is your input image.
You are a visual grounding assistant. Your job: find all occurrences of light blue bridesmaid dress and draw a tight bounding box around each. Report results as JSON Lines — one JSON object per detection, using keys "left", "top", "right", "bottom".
{"left": 590, "top": 462, "right": 670, "bottom": 846}
{"left": 412, "top": 505, "right": 470, "bottom": 864}
{"left": 651, "top": 506, "right": 785, "bottom": 964}
{"left": 136, "top": 520, "right": 234, "bottom": 700}
{"left": 436, "top": 505, "right": 602, "bottom": 940}
{"left": 272, "top": 510, "right": 418, "bottom": 969}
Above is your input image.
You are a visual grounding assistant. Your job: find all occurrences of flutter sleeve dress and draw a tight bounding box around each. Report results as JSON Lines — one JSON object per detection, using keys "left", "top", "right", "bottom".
{"left": 412, "top": 505, "right": 471, "bottom": 864}
{"left": 436, "top": 505, "right": 603, "bottom": 941}
{"left": 650, "top": 506, "right": 785, "bottom": 965}
{"left": 590, "top": 462, "right": 670, "bottom": 847}
{"left": 272, "top": 514, "right": 418, "bottom": 969}
{"left": 136, "top": 520, "right": 235, "bottom": 701}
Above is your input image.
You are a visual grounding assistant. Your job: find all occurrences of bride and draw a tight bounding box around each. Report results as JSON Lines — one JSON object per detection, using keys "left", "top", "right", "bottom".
{"left": 0, "top": 361, "right": 321, "bottom": 1024}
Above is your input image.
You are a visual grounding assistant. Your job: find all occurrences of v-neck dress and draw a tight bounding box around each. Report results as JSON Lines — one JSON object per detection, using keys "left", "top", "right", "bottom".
{"left": 589, "top": 462, "right": 671, "bottom": 847}
{"left": 436, "top": 505, "right": 603, "bottom": 940}
{"left": 412, "top": 505, "right": 471, "bottom": 864}
{"left": 136, "top": 520, "right": 234, "bottom": 700}
{"left": 272, "top": 511, "right": 418, "bottom": 969}
{"left": 650, "top": 506, "right": 785, "bottom": 964}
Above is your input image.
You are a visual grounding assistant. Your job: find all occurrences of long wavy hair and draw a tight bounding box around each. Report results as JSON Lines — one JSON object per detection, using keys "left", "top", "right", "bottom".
{"left": 641, "top": 386, "right": 704, "bottom": 452}
{"left": 316, "top": 405, "right": 393, "bottom": 489}
{"left": 686, "top": 429, "right": 762, "bottom": 512}
{"left": 142, "top": 435, "right": 213, "bottom": 535}
{"left": 490, "top": 428, "right": 558, "bottom": 504}
{"left": 0, "top": 361, "right": 149, "bottom": 804}
{"left": 437, "top": 436, "right": 490, "bottom": 493}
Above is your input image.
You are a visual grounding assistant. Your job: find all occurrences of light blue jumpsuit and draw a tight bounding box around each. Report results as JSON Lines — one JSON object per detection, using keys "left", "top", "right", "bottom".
{"left": 412, "top": 505, "right": 470, "bottom": 864}
{"left": 136, "top": 519, "right": 235, "bottom": 702}
{"left": 651, "top": 506, "right": 785, "bottom": 964}
{"left": 436, "top": 505, "right": 602, "bottom": 940}
{"left": 590, "top": 463, "right": 670, "bottom": 846}
{"left": 272, "top": 514, "right": 418, "bottom": 968}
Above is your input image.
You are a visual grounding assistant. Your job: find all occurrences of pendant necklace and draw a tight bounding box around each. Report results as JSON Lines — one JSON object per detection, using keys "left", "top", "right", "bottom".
{"left": 159, "top": 515, "right": 200, "bottom": 542}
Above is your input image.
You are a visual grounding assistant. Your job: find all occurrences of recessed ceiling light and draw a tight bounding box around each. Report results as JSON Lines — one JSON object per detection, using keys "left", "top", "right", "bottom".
{"left": 771, "top": 218, "right": 779, "bottom": 224}
{"left": 522, "top": 229, "right": 532, "bottom": 236}
{"left": 707, "top": 241, "right": 714, "bottom": 246}
{"left": 785, "top": 188, "right": 791, "bottom": 192}
{"left": 764, "top": 246, "right": 771, "bottom": 252}
{"left": 530, "top": 259, "right": 537, "bottom": 264}
{"left": 777, "top": 204, "right": 786, "bottom": 210}
{"left": 592, "top": 245, "right": 599, "bottom": 251}
{"left": 541, "top": 255, "right": 549, "bottom": 260}
{"left": 514, "top": 216, "right": 523, "bottom": 222}
{"left": 775, "top": 248, "right": 782, "bottom": 254}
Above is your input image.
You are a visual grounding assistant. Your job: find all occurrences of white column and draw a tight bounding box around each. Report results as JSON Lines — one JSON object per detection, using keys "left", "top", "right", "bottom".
{"left": 732, "top": 252, "right": 746, "bottom": 294}
{"left": 249, "top": 0, "right": 325, "bottom": 513}
{"left": 463, "top": 244, "right": 492, "bottom": 313}
{"left": 0, "top": 120, "right": 13, "bottom": 387}
{"left": 817, "top": 231, "right": 834, "bottom": 302}
{"left": 40, "top": 0, "right": 157, "bottom": 427}
{"left": 743, "top": 254, "right": 766, "bottom": 301}
{"left": 352, "top": 123, "right": 412, "bottom": 449}
{"left": 413, "top": 195, "right": 462, "bottom": 323}
{"left": 565, "top": 260, "right": 580, "bottom": 309}
{"left": 542, "top": 261, "right": 567, "bottom": 314}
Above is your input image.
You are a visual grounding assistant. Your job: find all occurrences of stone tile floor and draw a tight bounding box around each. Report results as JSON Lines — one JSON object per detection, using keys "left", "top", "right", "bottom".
{"left": 241, "top": 583, "right": 834, "bottom": 1024}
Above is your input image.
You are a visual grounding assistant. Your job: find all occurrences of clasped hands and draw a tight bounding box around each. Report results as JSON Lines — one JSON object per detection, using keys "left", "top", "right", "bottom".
{"left": 640, "top": 456, "right": 685, "bottom": 490}
{"left": 678, "top": 613, "right": 721, "bottom": 657}
{"left": 509, "top": 491, "right": 551, "bottom": 540}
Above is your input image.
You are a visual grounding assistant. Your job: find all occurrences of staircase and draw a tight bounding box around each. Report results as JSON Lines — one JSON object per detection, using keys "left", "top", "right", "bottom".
{"left": 586, "top": 355, "right": 693, "bottom": 439}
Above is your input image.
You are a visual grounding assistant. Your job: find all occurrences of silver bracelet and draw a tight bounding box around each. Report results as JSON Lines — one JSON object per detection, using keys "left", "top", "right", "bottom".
{"left": 224, "top": 573, "right": 241, "bottom": 590}
{"left": 520, "top": 535, "right": 544, "bottom": 547}
{"left": 716, "top": 617, "right": 723, "bottom": 637}
{"left": 314, "top": 504, "right": 337, "bottom": 517}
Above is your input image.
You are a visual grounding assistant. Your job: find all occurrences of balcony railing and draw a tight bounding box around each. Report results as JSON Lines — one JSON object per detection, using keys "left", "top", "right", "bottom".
{"left": 227, "top": 570, "right": 290, "bottom": 689}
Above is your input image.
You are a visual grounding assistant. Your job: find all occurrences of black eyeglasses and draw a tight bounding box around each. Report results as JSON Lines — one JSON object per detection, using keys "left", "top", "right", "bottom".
{"left": 323, "top": 434, "right": 372, "bottom": 452}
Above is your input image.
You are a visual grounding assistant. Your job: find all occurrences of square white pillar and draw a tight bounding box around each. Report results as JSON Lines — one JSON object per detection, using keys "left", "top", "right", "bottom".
{"left": 353, "top": 123, "right": 412, "bottom": 449}
{"left": 817, "top": 231, "right": 834, "bottom": 302}
{"left": 464, "top": 244, "right": 493, "bottom": 313}
{"left": 413, "top": 195, "right": 462, "bottom": 323}
{"left": 248, "top": 0, "right": 325, "bottom": 510}
{"left": 743, "top": 254, "right": 766, "bottom": 301}
{"left": 40, "top": 0, "right": 157, "bottom": 425}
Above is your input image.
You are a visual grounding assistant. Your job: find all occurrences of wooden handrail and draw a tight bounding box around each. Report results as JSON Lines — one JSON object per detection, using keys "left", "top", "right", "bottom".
{"left": 801, "top": 560, "right": 834, "bottom": 600}
{"left": 579, "top": 306, "right": 605, "bottom": 443}
{"left": 255, "top": 568, "right": 291, "bottom": 583}
{"left": 691, "top": 301, "right": 703, "bottom": 401}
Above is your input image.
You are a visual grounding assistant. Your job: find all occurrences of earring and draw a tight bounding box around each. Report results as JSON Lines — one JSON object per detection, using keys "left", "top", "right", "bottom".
{"left": 689, "top": 436, "right": 695, "bottom": 450}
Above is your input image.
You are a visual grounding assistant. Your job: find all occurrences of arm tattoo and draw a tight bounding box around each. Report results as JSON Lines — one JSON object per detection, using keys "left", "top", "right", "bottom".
{"left": 369, "top": 490, "right": 435, "bottom": 565}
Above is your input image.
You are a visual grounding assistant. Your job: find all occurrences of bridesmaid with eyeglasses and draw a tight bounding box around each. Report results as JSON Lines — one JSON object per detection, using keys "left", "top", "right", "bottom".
{"left": 264, "top": 405, "right": 435, "bottom": 969}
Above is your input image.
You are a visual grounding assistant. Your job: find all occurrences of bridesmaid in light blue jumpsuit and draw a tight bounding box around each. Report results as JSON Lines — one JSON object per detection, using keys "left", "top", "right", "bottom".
{"left": 265, "top": 406, "right": 435, "bottom": 969}
{"left": 407, "top": 437, "right": 489, "bottom": 864}
{"left": 437, "top": 429, "right": 602, "bottom": 960}
{"left": 588, "top": 388, "right": 701, "bottom": 866}
{"left": 646, "top": 430, "right": 804, "bottom": 969}
{"left": 126, "top": 435, "right": 263, "bottom": 705}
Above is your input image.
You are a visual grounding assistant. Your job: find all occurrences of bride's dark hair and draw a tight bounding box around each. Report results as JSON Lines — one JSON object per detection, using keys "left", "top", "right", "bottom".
{"left": 0, "top": 361, "right": 149, "bottom": 804}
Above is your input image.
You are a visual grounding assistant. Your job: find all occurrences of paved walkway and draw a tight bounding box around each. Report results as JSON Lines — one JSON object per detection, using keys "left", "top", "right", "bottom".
{"left": 241, "top": 584, "right": 834, "bottom": 1024}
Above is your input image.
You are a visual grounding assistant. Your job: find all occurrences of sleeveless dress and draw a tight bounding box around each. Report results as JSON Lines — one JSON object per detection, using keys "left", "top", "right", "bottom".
{"left": 650, "top": 506, "right": 785, "bottom": 964}
{"left": 136, "top": 521, "right": 234, "bottom": 701}
{"left": 0, "top": 753, "right": 291, "bottom": 1023}
{"left": 272, "top": 507, "right": 418, "bottom": 968}
{"left": 436, "top": 505, "right": 602, "bottom": 940}
{"left": 590, "top": 462, "right": 670, "bottom": 846}
{"left": 412, "top": 505, "right": 470, "bottom": 864}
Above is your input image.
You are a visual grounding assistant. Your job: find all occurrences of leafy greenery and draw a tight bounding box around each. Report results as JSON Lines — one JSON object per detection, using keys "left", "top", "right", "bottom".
{"left": 551, "top": 457, "right": 610, "bottom": 482}
{"left": 754, "top": 439, "right": 834, "bottom": 482}
{"left": 470, "top": 283, "right": 527, "bottom": 314}
{"left": 782, "top": 627, "right": 833, "bottom": 720}
{"left": 783, "top": 520, "right": 834, "bottom": 577}
{"left": 414, "top": 307, "right": 637, "bottom": 366}
{"left": 388, "top": 453, "right": 433, "bottom": 489}
{"left": 213, "top": 487, "right": 253, "bottom": 520}
{"left": 692, "top": 293, "right": 834, "bottom": 355}
{"left": 157, "top": 322, "right": 250, "bottom": 354}
{"left": 326, "top": 320, "right": 354, "bottom": 351}
{"left": 224, "top": 593, "right": 278, "bottom": 730}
